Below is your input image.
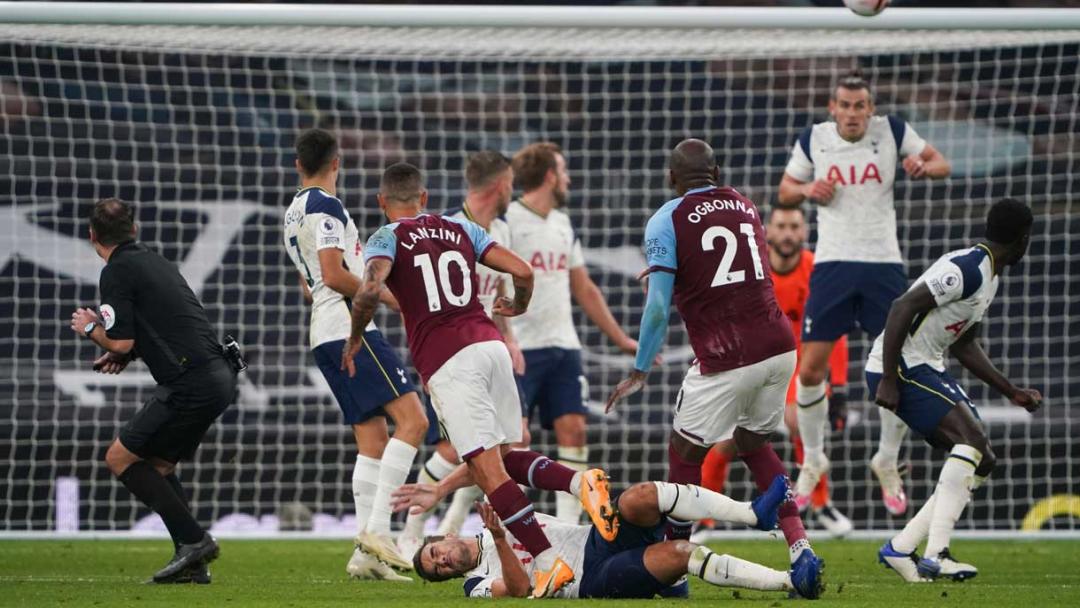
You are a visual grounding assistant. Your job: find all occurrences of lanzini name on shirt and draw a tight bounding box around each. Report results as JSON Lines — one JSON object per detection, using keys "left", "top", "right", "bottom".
{"left": 399, "top": 225, "right": 463, "bottom": 250}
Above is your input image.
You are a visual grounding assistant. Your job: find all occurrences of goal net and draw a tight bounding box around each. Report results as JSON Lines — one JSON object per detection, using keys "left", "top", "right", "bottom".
{"left": 1, "top": 8, "right": 1077, "bottom": 536}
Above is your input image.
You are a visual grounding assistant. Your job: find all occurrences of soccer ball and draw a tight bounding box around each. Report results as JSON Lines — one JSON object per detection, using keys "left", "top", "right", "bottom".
{"left": 844, "top": 0, "right": 890, "bottom": 17}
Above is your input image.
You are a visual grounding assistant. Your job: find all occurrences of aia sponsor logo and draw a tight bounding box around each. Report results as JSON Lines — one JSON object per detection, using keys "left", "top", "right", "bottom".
{"left": 825, "top": 162, "right": 882, "bottom": 186}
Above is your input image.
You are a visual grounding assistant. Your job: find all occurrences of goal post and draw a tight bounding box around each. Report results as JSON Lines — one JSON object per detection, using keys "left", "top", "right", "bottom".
{"left": 1, "top": 3, "right": 1077, "bottom": 538}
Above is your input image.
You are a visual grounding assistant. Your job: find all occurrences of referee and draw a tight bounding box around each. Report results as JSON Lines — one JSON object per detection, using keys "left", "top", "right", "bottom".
{"left": 69, "top": 198, "right": 241, "bottom": 584}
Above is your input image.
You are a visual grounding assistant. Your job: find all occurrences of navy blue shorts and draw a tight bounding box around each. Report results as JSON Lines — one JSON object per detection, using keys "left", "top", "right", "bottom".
{"left": 312, "top": 331, "right": 417, "bottom": 425}
{"left": 866, "top": 364, "right": 979, "bottom": 440}
{"left": 424, "top": 374, "right": 527, "bottom": 445}
{"left": 803, "top": 261, "right": 907, "bottom": 342}
{"left": 521, "top": 348, "right": 588, "bottom": 430}
{"left": 579, "top": 518, "right": 666, "bottom": 599}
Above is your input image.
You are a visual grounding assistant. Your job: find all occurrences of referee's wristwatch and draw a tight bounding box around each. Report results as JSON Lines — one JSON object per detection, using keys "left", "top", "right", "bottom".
{"left": 83, "top": 321, "right": 97, "bottom": 338}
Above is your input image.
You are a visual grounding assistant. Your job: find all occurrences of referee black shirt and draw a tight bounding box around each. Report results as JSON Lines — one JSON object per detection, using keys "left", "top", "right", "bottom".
{"left": 98, "top": 239, "right": 223, "bottom": 385}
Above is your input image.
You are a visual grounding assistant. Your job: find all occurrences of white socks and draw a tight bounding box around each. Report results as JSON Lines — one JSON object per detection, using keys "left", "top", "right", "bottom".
{"left": 402, "top": 451, "right": 457, "bottom": 539}
{"left": 892, "top": 457, "right": 990, "bottom": 555}
{"left": 892, "top": 493, "right": 936, "bottom": 554}
{"left": 689, "top": 546, "right": 792, "bottom": 592}
{"left": 875, "top": 407, "right": 909, "bottom": 467}
{"left": 924, "top": 444, "right": 981, "bottom": 558}
{"left": 353, "top": 454, "right": 381, "bottom": 535}
{"left": 654, "top": 482, "right": 757, "bottom": 527}
{"left": 366, "top": 438, "right": 418, "bottom": 535}
{"left": 556, "top": 446, "right": 588, "bottom": 523}
{"left": 795, "top": 379, "right": 828, "bottom": 459}
{"left": 437, "top": 484, "right": 484, "bottom": 535}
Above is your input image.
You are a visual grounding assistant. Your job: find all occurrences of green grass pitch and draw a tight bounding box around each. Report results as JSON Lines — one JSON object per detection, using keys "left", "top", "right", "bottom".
{"left": 2, "top": 538, "right": 1078, "bottom": 607}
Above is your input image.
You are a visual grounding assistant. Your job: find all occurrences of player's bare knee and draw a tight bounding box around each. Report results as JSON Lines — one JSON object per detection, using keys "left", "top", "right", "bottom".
{"left": 732, "top": 427, "right": 768, "bottom": 454}
{"left": 554, "top": 414, "right": 586, "bottom": 447}
{"left": 151, "top": 458, "right": 175, "bottom": 476}
{"left": 104, "top": 441, "right": 136, "bottom": 476}
{"left": 798, "top": 365, "right": 827, "bottom": 386}
{"left": 617, "top": 482, "right": 660, "bottom": 526}
{"left": 395, "top": 415, "right": 429, "bottom": 446}
{"left": 975, "top": 442, "right": 997, "bottom": 478}
{"left": 642, "top": 541, "right": 692, "bottom": 585}
{"left": 435, "top": 440, "right": 462, "bottom": 464}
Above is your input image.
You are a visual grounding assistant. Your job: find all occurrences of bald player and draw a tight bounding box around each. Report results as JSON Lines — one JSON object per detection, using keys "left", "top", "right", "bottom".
{"left": 607, "top": 139, "right": 823, "bottom": 599}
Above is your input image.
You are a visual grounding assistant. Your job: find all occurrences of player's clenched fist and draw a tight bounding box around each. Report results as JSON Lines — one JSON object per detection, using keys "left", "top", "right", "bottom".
{"left": 902, "top": 153, "right": 927, "bottom": 179}
{"left": 874, "top": 377, "right": 900, "bottom": 412}
{"left": 1010, "top": 387, "right": 1042, "bottom": 412}
{"left": 803, "top": 178, "right": 835, "bottom": 203}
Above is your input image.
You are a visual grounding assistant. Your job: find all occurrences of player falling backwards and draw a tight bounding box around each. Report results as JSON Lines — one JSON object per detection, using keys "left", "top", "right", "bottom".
{"left": 607, "top": 139, "right": 824, "bottom": 599}
{"left": 871, "top": 198, "right": 1040, "bottom": 582}
{"left": 343, "top": 163, "right": 618, "bottom": 599}
{"left": 283, "top": 129, "right": 427, "bottom": 581}
{"left": 401, "top": 474, "right": 826, "bottom": 599}
{"left": 778, "top": 73, "right": 950, "bottom": 515}
{"left": 700, "top": 206, "right": 854, "bottom": 537}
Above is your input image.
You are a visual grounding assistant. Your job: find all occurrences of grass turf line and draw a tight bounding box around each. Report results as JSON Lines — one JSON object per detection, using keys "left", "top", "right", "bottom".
{"left": 2, "top": 539, "right": 1079, "bottom": 607}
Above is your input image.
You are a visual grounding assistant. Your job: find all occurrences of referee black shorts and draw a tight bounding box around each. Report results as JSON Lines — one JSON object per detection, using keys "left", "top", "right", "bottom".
{"left": 118, "top": 358, "right": 238, "bottom": 464}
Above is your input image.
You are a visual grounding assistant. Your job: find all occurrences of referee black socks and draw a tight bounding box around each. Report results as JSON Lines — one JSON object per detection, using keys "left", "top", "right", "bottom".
{"left": 118, "top": 461, "right": 204, "bottom": 546}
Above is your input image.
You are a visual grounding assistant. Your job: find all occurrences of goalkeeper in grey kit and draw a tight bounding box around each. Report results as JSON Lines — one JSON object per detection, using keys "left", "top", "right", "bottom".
{"left": 70, "top": 198, "right": 243, "bottom": 584}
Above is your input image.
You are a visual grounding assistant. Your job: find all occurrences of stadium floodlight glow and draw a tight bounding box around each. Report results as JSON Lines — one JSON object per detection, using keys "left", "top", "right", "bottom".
{"left": 0, "top": 3, "right": 1077, "bottom": 538}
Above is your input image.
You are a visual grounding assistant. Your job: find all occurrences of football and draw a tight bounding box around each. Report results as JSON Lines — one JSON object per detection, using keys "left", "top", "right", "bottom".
{"left": 844, "top": 0, "right": 890, "bottom": 17}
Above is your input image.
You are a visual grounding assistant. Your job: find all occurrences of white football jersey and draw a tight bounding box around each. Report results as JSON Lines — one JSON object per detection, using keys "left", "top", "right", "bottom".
{"left": 283, "top": 186, "right": 374, "bottom": 349}
{"left": 463, "top": 514, "right": 590, "bottom": 599}
{"left": 784, "top": 115, "right": 927, "bottom": 264}
{"left": 504, "top": 200, "right": 585, "bottom": 351}
{"left": 866, "top": 245, "right": 999, "bottom": 374}
{"left": 446, "top": 204, "right": 512, "bottom": 318}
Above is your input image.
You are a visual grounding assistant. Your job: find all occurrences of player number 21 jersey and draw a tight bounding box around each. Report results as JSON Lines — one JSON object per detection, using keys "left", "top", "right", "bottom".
{"left": 282, "top": 187, "right": 374, "bottom": 349}
{"left": 644, "top": 185, "right": 795, "bottom": 373}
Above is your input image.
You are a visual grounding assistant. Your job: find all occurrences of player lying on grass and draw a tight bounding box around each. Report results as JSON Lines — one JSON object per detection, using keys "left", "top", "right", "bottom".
{"left": 399, "top": 474, "right": 822, "bottom": 599}
{"left": 869, "top": 198, "right": 1041, "bottom": 582}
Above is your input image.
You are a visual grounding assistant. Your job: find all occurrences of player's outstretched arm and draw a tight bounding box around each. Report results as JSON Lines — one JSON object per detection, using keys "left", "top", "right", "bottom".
{"left": 341, "top": 257, "right": 391, "bottom": 376}
{"left": 477, "top": 501, "right": 529, "bottom": 598}
{"left": 570, "top": 266, "right": 638, "bottom": 354}
{"left": 391, "top": 462, "right": 479, "bottom": 515}
{"left": 483, "top": 244, "right": 534, "bottom": 317}
{"left": 950, "top": 325, "right": 1041, "bottom": 412}
{"left": 605, "top": 270, "right": 675, "bottom": 413}
{"left": 875, "top": 284, "right": 938, "bottom": 411}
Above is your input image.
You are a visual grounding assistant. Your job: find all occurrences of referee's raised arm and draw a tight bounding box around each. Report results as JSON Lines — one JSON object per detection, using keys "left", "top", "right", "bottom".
{"left": 69, "top": 197, "right": 241, "bottom": 584}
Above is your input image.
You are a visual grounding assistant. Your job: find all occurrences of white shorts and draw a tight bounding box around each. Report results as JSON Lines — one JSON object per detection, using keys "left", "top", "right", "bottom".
{"left": 427, "top": 340, "right": 522, "bottom": 460}
{"left": 673, "top": 350, "right": 797, "bottom": 447}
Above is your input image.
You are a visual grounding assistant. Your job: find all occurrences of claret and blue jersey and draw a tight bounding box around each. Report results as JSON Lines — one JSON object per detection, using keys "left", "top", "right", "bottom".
{"left": 636, "top": 185, "right": 795, "bottom": 374}
{"left": 364, "top": 213, "right": 503, "bottom": 382}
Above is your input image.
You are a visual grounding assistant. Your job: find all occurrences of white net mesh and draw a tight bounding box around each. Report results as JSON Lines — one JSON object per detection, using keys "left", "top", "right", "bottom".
{"left": 1, "top": 22, "right": 1077, "bottom": 534}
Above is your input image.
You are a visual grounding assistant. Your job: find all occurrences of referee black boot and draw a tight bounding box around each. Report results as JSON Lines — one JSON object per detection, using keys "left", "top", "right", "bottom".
{"left": 152, "top": 534, "right": 219, "bottom": 583}
{"left": 149, "top": 561, "right": 211, "bottom": 585}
